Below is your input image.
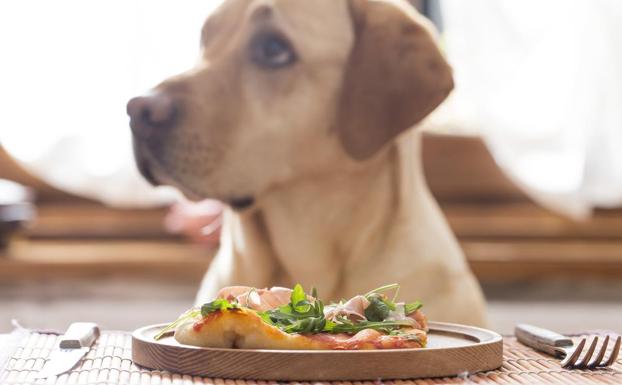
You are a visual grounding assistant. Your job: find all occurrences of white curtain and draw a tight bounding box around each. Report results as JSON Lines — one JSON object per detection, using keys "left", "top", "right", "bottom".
{"left": 2, "top": 0, "right": 622, "bottom": 216}
{"left": 0, "top": 0, "right": 223, "bottom": 206}
{"left": 439, "top": 0, "right": 622, "bottom": 218}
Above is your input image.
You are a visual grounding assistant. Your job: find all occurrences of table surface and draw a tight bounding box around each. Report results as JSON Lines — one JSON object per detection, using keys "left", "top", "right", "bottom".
{"left": 1, "top": 329, "right": 620, "bottom": 385}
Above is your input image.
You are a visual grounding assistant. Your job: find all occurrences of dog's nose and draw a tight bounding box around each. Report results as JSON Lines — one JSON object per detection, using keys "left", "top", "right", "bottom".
{"left": 127, "top": 93, "right": 177, "bottom": 138}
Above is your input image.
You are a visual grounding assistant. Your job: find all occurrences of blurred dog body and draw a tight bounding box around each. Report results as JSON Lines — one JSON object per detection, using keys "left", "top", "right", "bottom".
{"left": 128, "top": 0, "right": 487, "bottom": 326}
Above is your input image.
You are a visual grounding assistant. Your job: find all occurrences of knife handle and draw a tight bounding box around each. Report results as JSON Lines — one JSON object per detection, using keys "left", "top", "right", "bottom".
{"left": 515, "top": 323, "right": 573, "bottom": 356}
{"left": 59, "top": 322, "right": 100, "bottom": 349}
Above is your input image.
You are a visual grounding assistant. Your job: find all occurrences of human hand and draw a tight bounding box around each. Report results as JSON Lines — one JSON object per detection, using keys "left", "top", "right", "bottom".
{"left": 164, "top": 199, "right": 224, "bottom": 248}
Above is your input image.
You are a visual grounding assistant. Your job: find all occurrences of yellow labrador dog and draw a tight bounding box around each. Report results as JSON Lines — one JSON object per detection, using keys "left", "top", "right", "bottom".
{"left": 128, "top": 0, "right": 487, "bottom": 326}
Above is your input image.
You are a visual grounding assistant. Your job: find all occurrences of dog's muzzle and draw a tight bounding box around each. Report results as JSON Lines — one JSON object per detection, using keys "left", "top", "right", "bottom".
{"left": 127, "top": 92, "right": 179, "bottom": 186}
{"left": 131, "top": 140, "right": 159, "bottom": 186}
{"left": 127, "top": 92, "right": 178, "bottom": 139}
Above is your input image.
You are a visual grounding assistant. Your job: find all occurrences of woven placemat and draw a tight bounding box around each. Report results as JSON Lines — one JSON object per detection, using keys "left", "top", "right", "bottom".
{"left": 1, "top": 330, "right": 620, "bottom": 385}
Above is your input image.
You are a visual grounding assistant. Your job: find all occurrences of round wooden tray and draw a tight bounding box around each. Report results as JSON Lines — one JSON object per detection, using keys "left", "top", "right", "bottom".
{"left": 132, "top": 322, "right": 503, "bottom": 381}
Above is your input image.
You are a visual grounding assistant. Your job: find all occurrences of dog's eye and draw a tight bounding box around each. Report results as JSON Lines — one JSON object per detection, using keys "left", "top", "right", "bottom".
{"left": 250, "top": 33, "right": 297, "bottom": 69}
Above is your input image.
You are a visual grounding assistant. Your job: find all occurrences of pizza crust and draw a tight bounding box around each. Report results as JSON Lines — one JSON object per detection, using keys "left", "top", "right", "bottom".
{"left": 175, "top": 308, "right": 326, "bottom": 350}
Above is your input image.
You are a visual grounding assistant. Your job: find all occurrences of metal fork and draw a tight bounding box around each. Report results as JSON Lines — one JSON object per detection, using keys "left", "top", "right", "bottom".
{"left": 515, "top": 324, "right": 620, "bottom": 369}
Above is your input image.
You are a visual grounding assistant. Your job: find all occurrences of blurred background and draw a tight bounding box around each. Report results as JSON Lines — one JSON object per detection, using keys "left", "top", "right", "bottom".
{"left": 1, "top": 0, "right": 621, "bottom": 334}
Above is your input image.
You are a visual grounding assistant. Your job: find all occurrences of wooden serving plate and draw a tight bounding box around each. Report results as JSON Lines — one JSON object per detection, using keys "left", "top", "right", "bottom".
{"left": 132, "top": 322, "right": 503, "bottom": 381}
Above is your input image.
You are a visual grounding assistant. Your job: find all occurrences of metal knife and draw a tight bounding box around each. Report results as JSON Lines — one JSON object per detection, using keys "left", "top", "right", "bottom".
{"left": 35, "top": 322, "right": 100, "bottom": 379}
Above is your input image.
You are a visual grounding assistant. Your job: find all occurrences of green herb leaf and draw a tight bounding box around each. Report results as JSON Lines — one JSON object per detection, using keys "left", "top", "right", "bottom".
{"left": 258, "top": 311, "right": 275, "bottom": 325}
{"left": 330, "top": 319, "right": 414, "bottom": 334}
{"left": 364, "top": 283, "right": 400, "bottom": 297}
{"left": 283, "top": 317, "right": 327, "bottom": 333}
{"left": 291, "top": 284, "right": 306, "bottom": 304}
{"left": 364, "top": 294, "right": 392, "bottom": 322}
{"left": 390, "top": 329, "right": 422, "bottom": 343}
{"left": 404, "top": 301, "right": 423, "bottom": 315}
{"left": 154, "top": 308, "right": 201, "bottom": 341}
{"left": 259, "top": 283, "right": 326, "bottom": 334}
{"left": 201, "top": 298, "right": 239, "bottom": 317}
{"left": 290, "top": 284, "right": 312, "bottom": 313}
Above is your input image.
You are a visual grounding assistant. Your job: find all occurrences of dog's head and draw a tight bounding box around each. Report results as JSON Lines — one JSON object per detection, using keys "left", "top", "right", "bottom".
{"left": 128, "top": 0, "right": 453, "bottom": 209}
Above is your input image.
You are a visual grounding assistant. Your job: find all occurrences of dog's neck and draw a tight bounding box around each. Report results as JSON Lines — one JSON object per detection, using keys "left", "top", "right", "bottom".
{"left": 259, "top": 143, "right": 396, "bottom": 290}
{"left": 232, "top": 130, "right": 445, "bottom": 297}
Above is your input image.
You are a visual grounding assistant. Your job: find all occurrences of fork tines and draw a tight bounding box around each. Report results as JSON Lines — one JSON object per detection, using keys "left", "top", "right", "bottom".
{"left": 562, "top": 335, "right": 621, "bottom": 369}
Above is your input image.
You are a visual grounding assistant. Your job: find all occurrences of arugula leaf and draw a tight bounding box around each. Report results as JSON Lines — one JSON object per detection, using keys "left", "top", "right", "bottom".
{"left": 404, "top": 301, "right": 423, "bottom": 315}
{"left": 282, "top": 317, "right": 327, "bottom": 333}
{"left": 154, "top": 308, "right": 201, "bottom": 341}
{"left": 364, "top": 294, "right": 392, "bottom": 322}
{"left": 290, "top": 284, "right": 312, "bottom": 313}
{"left": 389, "top": 329, "right": 423, "bottom": 343}
{"left": 258, "top": 311, "right": 275, "bottom": 325}
{"left": 330, "top": 319, "right": 414, "bottom": 334}
{"left": 259, "top": 284, "right": 327, "bottom": 334}
{"left": 364, "top": 283, "right": 400, "bottom": 297}
{"left": 364, "top": 283, "right": 398, "bottom": 320}
{"left": 291, "top": 284, "right": 306, "bottom": 304}
{"left": 391, "top": 285, "right": 400, "bottom": 304}
{"left": 201, "top": 298, "right": 239, "bottom": 317}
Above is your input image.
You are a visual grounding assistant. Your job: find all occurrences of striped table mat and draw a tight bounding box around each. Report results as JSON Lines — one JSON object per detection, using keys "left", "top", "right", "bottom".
{"left": 1, "top": 330, "right": 620, "bottom": 385}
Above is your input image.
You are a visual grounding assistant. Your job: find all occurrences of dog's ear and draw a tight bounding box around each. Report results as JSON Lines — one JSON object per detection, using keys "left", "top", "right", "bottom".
{"left": 337, "top": 0, "right": 454, "bottom": 160}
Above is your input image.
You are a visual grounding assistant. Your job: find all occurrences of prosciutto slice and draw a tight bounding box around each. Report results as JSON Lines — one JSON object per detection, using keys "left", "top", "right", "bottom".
{"left": 217, "top": 286, "right": 294, "bottom": 311}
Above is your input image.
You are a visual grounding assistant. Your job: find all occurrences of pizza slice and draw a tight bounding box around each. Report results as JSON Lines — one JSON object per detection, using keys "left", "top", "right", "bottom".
{"left": 156, "top": 284, "right": 428, "bottom": 350}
